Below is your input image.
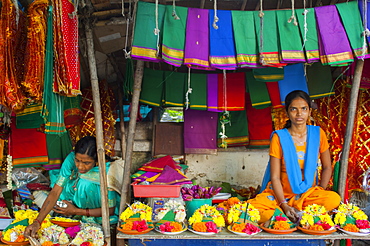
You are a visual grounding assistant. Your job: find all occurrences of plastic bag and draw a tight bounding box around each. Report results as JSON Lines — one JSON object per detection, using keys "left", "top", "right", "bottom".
{"left": 11, "top": 168, "right": 49, "bottom": 188}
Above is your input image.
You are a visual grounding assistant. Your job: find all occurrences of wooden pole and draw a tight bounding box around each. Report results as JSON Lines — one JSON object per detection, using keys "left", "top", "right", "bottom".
{"left": 84, "top": 21, "right": 111, "bottom": 245}
{"left": 119, "top": 59, "right": 144, "bottom": 214}
{"left": 338, "top": 59, "right": 364, "bottom": 200}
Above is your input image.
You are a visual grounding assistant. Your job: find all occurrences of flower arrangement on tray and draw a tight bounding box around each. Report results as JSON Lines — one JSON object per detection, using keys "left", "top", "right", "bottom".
{"left": 2, "top": 209, "right": 53, "bottom": 244}
{"left": 259, "top": 208, "right": 297, "bottom": 234}
{"left": 299, "top": 204, "right": 335, "bottom": 232}
{"left": 216, "top": 197, "right": 241, "bottom": 225}
{"left": 227, "top": 202, "right": 261, "bottom": 235}
{"left": 155, "top": 200, "right": 187, "bottom": 234}
{"left": 333, "top": 202, "right": 370, "bottom": 234}
{"left": 38, "top": 224, "right": 70, "bottom": 246}
{"left": 118, "top": 201, "right": 154, "bottom": 234}
{"left": 70, "top": 223, "right": 105, "bottom": 246}
{"left": 188, "top": 204, "right": 225, "bottom": 234}
{"left": 181, "top": 185, "right": 222, "bottom": 201}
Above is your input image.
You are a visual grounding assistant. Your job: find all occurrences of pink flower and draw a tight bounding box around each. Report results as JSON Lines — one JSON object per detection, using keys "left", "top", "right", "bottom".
{"left": 132, "top": 220, "right": 149, "bottom": 232}
{"left": 205, "top": 221, "right": 218, "bottom": 233}
{"left": 275, "top": 215, "right": 287, "bottom": 221}
{"left": 159, "top": 222, "right": 174, "bottom": 232}
{"left": 65, "top": 225, "right": 81, "bottom": 238}
{"left": 316, "top": 221, "right": 332, "bottom": 230}
{"left": 356, "top": 220, "right": 370, "bottom": 229}
{"left": 80, "top": 242, "right": 92, "bottom": 246}
{"left": 242, "top": 223, "right": 261, "bottom": 235}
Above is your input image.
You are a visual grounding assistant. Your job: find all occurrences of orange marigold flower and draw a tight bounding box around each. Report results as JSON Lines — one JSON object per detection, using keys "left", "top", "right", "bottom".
{"left": 309, "top": 224, "right": 324, "bottom": 231}
{"left": 232, "top": 223, "right": 246, "bottom": 233}
{"left": 170, "top": 222, "right": 182, "bottom": 232}
{"left": 272, "top": 221, "right": 290, "bottom": 230}
{"left": 227, "top": 197, "right": 240, "bottom": 206}
{"left": 343, "top": 224, "right": 359, "bottom": 232}
{"left": 121, "top": 221, "right": 134, "bottom": 230}
{"left": 15, "top": 235, "right": 25, "bottom": 242}
{"left": 41, "top": 241, "right": 54, "bottom": 246}
{"left": 193, "top": 222, "right": 207, "bottom": 232}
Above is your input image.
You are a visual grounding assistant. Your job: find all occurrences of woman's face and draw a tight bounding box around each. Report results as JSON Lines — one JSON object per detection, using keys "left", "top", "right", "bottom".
{"left": 74, "top": 153, "right": 96, "bottom": 173}
{"left": 287, "top": 97, "right": 311, "bottom": 126}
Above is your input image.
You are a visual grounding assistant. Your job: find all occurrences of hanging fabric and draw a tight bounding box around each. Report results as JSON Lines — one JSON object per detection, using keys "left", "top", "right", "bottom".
{"left": 184, "top": 109, "right": 218, "bottom": 155}
{"left": 232, "top": 10, "right": 260, "bottom": 68}
{"left": 306, "top": 62, "right": 335, "bottom": 99}
{"left": 207, "top": 74, "right": 222, "bottom": 112}
{"left": 139, "top": 68, "right": 164, "bottom": 107}
{"left": 295, "top": 7, "right": 320, "bottom": 63}
{"left": 162, "top": 5, "right": 188, "bottom": 67}
{"left": 131, "top": 1, "right": 166, "bottom": 62}
{"left": 209, "top": 10, "right": 237, "bottom": 70}
{"left": 217, "top": 110, "right": 249, "bottom": 148}
{"left": 45, "top": 133, "right": 72, "bottom": 170}
{"left": 184, "top": 8, "right": 211, "bottom": 69}
{"left": 276, "top": 10, "right": 306, "bottom": 63}
{"left": 245, "top": 71, "right": 271, "bottom": 109}
{"left": 336, "top": 1, "right": 368, "bottom": 60}
{"left": 188, "top": 73, "right": 207, "bottom": 111}
{"left": 252, "top": 67, "right": 284, "bottom": 82}
{"left": 315, "top": 5, "right": 354, "bottom": 66}
{"left": 16, "top": 103, "right": 44, "bottom": 129}
{"left": 163, "top": 71, "right": 186, "bottom": 107}
{"left": 358, "top": 0, "right": 370, "bottom": 44}
{"left": 217, "top": 72, "right": 245, "bottom": 111}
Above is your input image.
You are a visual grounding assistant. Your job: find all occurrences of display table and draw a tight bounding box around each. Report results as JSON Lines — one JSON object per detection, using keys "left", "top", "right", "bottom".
{"left": 117, "top": 230, "right": 370, "bottom": 246}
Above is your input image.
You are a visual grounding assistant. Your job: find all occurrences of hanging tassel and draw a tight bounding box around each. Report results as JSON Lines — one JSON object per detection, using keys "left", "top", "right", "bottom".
{"left": 172, "top": 0, "right": 180, "bottom": 20}
{"left": 213, "top": 0, "right": 219, "bottom": 29}
{"left": 154, "top": 0, "right": 161, "bottom": 57}
{"left": 185, "top": 67, "right": 193, "bottom": 110}
{"left": 287, "top": 0, "right": 298, "bottom": 26}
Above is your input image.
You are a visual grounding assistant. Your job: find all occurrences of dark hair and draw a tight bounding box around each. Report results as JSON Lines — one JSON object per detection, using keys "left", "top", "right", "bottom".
{"left": 284, "top": 90, "right": 311, "bottom": 128}
{"left": 74, "top": 136, "right": 98, "bottom": 161}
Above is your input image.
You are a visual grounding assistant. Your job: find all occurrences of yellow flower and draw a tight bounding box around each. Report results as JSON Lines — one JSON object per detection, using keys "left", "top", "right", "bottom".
{"left": 188, "top": 204, "right": 225, "bottom": 228}
{"left": 227, "top": 202, "right": 260, "bottom": 224}
{"left": 119, "top": 201, "right": 152, "bottom": 222}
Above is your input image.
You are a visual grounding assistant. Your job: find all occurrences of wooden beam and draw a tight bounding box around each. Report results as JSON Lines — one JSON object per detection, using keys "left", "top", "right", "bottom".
{"left": 330, "top": 0, "right": 338, "bottom": 5}
{"left": 241, "top": 0, "right": 248, "bottom": 10}
{"left": 338, "top": 59, "right": 365, "bottom": 201}
{"left": 200, "top": 0, "right": 205, "bottom": 9}
{"left": 92, "top": 9, "right": 122, "bottom": 19}
{"left": 255, "top": 1, "right": 260, "bottom": 11}
{"left": 84, "top": 21, "right": 111, "bottom": 245}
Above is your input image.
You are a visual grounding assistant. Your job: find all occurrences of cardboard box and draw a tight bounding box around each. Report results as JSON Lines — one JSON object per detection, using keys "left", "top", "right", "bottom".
{"left": 93, "top": 24, "right": 128, "bottom": 54}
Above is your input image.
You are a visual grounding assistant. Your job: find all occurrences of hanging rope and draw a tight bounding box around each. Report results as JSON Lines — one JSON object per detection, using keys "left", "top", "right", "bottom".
{"left": 154, "top": 0, "right": 161, "bottom": 57}
{"left": 185, "top": 67, "right": 193, "bottom": 110}
{"left": 172, "top": 0, "right": 180, "bottom": 20}
{"left": 219, "top": 70, "right": 230, "bottom": 149}
{"left": 259, "top": 0, "right": 265, "bottom": 65}
{"left": 287, "top": 0, "right": 298, "bottom": 26}
{"left": 213, "top": 0, "right": 219, "bottom": 29}
{"left": 302, "top": 0, "right": 309, "bottom": 50}
{"left": 361, "top": 0, "right": 370, "bottom": 59}
{"left": 122, "top": 0, "right": 131, "bottom": 58}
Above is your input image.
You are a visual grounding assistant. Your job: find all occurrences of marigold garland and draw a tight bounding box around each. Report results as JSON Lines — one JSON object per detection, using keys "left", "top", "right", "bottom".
{"left": 120, "top": 201, "right": 152, "bottom": 222}
{"left": 227, "top": 202, "right": 260, "bottom": 224}
{"left": 343, "top": 224, "right": 360, "bottom": 232}
{"left": 188, "top": 204, "right": 225, "bottom": 228}
{"left": 299, "top": 204, "right": 334, "bottom": 230}
{"left": 334, "top": 202, "right": 368, "bottom": 227}
{"left": 272, "top": 221, "right": 290, "bottom": 230}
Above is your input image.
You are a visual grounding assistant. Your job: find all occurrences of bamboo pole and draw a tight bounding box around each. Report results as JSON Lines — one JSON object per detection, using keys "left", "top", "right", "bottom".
{"left": 119, "top": 59, "right": 144, "bottom": 214}
{"left": 338, "top": 59, "right": 365, "bottom": 200}
{"left": 84, "top": 22, "right": 111, "bottom": 245}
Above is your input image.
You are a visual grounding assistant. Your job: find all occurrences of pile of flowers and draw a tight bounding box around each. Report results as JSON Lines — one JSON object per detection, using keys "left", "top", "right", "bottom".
{"left": 155, "top": 200, "right": 186, "bottom": 223}
{"left": 158, "top": 221, "right": 183, "bottom": 233}
{"left": 38, "top": 224, "right": 70, "bottom": 245}
{"left": 119, "top": 201, "right": 153, "bottom": 232}
{"left": 181, "top": 185, "right": 222, "bottom": 201}
{"left": 52, "top": 216, "right": 80, "bottom": 223}
{"left": 269, "top": 215, "right": 292, "bottom": 230}
{"left": 333, "top": 202, "right": 370, "bottom": 233}
{"left": 300, "top": 204, "right": 335, "bottom": 231}
{"left": 2, "top": 224, "right": 27, "bottom": 243}
{"left": 216, "top": 197, "right": 241, "bottom": 224}
{"left": 188, "top": 204, "right": 225, "bottom": 233}
{"left": 70, "top": 223, "right": 105, "bottom": 246}
{"left": 227, "top": 202, "right": 261, "bottom": 235}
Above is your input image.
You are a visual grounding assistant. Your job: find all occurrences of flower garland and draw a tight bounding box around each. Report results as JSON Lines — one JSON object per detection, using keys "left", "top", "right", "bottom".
{"left": 120, "top": 201, "right": 152, "bottom": 222}
{"left": 216, "top": 197, "right": 240, "bottom": 224}
{"left": 70, "top": 223, "right": 105, "bottom": 246}
{"left": 270, "top": 215, "right": 291, "bottom": 230}
{"left": 227, "top": 202, "right": 260, "bottom": 224}
{"left": 155, "top": 200, "right": 186, "bottom": 223}
{"left": 299, "top": 204, "right": 334, "bottom": 230}
{"left": 159, "top": 221, "right": 183, "bottom": 233}
{"left": 333, "top": 202, "right": 370, "bottom": 232}
{"left": 231, "top": 222, "right": 261, "bottom": 235}
{"left": 13, "top": 209, "right": 53, "bottom": 230}
{"left": 52, "top": 216, "right": 80, "bottom": 222}
{"left": 6, "top": 155, "right": 12, "bottom": 190}
{"left": 188, "top": 204, "right": 225, "bottom": 229}
{"left": 2, "top": 225, "right": 27, "bottom": 242}
{"left": 38, "top": 224, "right": 70, "bottom": 245}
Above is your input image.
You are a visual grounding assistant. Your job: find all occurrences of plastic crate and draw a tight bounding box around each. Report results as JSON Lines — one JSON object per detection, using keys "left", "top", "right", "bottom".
{"left": 131, "top": 181, "right": 181, "bottom": 198}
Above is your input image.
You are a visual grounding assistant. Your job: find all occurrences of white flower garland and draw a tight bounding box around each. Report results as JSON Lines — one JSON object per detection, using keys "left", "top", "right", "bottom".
{"left": 6, "top": 155, "right": 13, "bottom": 190}
{"left": 155, "top": 200, "right": 186, "bottom": 223}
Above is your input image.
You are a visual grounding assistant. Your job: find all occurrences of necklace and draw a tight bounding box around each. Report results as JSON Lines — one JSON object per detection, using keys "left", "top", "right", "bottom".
{"left": 290, "top": 130, "right": 307, "bottom": 146}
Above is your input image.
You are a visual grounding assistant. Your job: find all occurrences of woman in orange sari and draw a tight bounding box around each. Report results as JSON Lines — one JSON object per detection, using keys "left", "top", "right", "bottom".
{"left": 248, "top": 90, "right": 341, "bottom": 223}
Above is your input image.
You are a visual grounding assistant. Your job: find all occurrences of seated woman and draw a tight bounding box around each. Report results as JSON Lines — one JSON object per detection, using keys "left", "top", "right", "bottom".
{"left": 247, "top": 90, "right": 341, "bottom": 223}
{"left": 25, "top": 136, "right": 120, "bottom": 237}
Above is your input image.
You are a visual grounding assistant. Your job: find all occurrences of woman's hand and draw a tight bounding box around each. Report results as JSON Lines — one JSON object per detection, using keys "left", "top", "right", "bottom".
{"left": 280, "top": 203, "right": 300, "bottom": 223}
{"left": 53, "top": 200, "right": 77, "bottom": 216}
{"left": 24, "top": 221, "right": 40, "bottom": 238}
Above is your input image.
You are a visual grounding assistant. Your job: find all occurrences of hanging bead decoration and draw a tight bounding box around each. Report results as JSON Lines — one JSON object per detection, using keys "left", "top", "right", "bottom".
{"left": 185, "top": 67, "right": 193, "bottom": 110}
{"left": 219, "top": 70, "right": 230, "bottom": 148}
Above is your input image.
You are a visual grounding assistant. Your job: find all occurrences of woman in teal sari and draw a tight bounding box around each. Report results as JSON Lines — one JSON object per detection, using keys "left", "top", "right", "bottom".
{"left": 25, "top": 136, "right": 120, "bottom": 237}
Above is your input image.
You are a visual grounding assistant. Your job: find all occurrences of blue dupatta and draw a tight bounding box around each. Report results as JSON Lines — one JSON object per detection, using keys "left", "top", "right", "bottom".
{"left": 260, "top": 125, "right": 320, "bottom": 194}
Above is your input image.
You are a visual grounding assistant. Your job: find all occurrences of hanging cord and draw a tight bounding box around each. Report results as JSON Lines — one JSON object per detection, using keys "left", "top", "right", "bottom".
{"left": 259, "top": 0, "right": 265, "bottom": 65}
{"left": 154, "top": 0, "right": 160, "bottom": 57}
{"left": 219, "top": 70, "right": 230, "bottom": 149}
{"left": 361, "top": 0, "right": 370, "bottom": 60}
{"left": 287, "top": 0, "right": 298, "bottom": 25}
{"left": 185, "top": 67, "right": 192, "bottom": 110}
{"left": 213, "top": 0, "right": 219, "bottom": 29}
{"left": 172, "top": 0, "right": 180, "bottom": 20}
{"left": 301, "top": 0, "right": 308, "bottom": 50}
{"left": 122, "top": 0, "right": 132, "bottom": 58}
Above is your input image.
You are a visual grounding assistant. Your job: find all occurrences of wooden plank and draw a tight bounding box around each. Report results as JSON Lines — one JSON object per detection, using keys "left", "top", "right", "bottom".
{"left": 153, "top": 123, "right": 184, "bottom": 156}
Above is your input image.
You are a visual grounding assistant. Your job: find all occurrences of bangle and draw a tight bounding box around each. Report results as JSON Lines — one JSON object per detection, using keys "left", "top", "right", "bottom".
{"left": 278, "top": 199, "right": 288, "bottom": 206}
{"left": 86, "top": 208, "right": 90, "bottom": 217}
{"left": 35, "top": 218, "right": 42, "bottom": 225}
